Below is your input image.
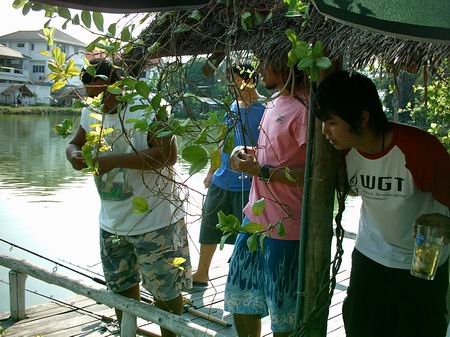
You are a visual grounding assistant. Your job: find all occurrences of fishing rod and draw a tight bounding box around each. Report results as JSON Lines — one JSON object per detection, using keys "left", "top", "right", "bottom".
{"left": 0, "top": 238, "right": 231, "bottom": 327}
{"left": 0, "top": 237, "right": 106, "bottom": 286}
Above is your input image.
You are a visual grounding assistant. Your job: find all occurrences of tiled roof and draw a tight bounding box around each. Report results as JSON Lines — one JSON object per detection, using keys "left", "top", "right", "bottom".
{"left": 0, "top": 28, "right": 86, "bottom": 47}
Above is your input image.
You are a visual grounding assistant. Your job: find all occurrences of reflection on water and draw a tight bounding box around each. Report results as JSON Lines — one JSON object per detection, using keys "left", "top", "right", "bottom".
{"left": 0, "top": 114, "right": 86, "bottom": 198}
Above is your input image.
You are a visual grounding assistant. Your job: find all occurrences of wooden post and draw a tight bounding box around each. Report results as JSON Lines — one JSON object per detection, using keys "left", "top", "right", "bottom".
{"left": 9, "top": 270, "right": 27, "bottom": 320}
{"left": 303, "top": 119, "right": 339, "bottom": 336}
{"left": 121, "top": 311, "right": 137, "bottom": 337}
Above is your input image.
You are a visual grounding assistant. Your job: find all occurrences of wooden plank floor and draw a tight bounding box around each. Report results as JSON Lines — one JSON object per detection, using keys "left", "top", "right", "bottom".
{"left": 0, "top": 237, "right": 354, "bottom": 337}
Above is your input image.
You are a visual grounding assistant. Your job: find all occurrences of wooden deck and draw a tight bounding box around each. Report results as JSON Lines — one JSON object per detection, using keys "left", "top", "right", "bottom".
{"left": 0, "top": 236, "right": 355, "bottom": 337}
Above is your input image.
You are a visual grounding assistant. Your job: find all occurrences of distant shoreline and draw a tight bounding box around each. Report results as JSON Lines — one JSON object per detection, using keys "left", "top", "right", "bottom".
{"left": 0, "top": 106, "right": 80, "bottom": 115}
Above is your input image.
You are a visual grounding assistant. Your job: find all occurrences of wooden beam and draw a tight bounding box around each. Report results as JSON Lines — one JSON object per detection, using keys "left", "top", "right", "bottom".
{"left": 9, "top": 270, "right": 27, "bottom": 320}
{"left": 302, "top": 117, "right": 339, "bottom": 337}
{"left": 0, "top": 255, "right": 224, "bottom": 337}
{"left": 121, "top": 311, "right": 137, "bottom": 337}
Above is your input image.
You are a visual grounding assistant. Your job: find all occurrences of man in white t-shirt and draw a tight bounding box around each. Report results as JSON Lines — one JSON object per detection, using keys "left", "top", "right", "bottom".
{"left": 315, "top": 71, "right": 450, "bottom": 337}
{"left": 66, "top": 59, "right": 191, "bottom": 337}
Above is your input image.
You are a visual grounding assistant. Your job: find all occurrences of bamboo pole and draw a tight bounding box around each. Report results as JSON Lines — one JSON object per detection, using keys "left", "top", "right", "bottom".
{"left": 0, "top": 254, "right": 223, "bottom": 337}
{"left": 301, "top": 117, "right": 339, "bottom": 336}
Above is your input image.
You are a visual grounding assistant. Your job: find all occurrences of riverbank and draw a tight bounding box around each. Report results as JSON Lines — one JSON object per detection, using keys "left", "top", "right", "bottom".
{"left": 0, "top": 105, "right": 80, "bottom": 115}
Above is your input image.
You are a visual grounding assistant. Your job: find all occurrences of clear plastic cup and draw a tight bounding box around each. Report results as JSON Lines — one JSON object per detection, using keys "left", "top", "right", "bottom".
{"left": 411, "top": 225, "right": 445, "bottom": 280}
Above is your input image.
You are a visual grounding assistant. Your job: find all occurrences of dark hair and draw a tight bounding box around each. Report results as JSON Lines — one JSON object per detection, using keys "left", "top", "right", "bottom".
{"left": 315, "top": 71, "right": 389, "bottom": 134}
{"left": 231, "top": 63, "right": 259, "bottom": 84}
{"left": 260, "top": 54, "right": 306, "bottom": 90}
{"left": 80, "top": 59, "right": 121, "bottom": 85}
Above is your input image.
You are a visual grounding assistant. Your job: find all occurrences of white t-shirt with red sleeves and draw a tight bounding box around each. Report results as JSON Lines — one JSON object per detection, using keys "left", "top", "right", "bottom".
{"left": 244, "top": 93, "right": 308, "bottom": 241}
{"left": 346, "top": 123, "right": 450, "bottom": 269}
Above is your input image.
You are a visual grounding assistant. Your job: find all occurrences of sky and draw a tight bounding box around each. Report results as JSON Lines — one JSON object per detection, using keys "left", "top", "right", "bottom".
{"left": 0, "top": 0, "right": 122, "bottom": 44}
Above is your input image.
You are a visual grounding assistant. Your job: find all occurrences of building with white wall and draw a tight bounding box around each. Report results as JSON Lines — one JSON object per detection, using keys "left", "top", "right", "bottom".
{"left": 0, "top": 29, "right": 86, "bottom": 105}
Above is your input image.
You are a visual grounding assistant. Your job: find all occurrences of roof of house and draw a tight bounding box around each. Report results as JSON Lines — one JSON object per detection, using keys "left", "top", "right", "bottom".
{"left": 0, "top": 29, "right": 86, "bottom": 47}
{"left": 0, "top": 84, "right": 34, "bottom": 97}
{"left": 0, "top": 44, "right": 24, "bottom": 59}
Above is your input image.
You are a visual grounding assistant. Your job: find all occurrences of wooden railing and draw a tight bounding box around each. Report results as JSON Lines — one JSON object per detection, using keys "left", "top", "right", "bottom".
{"left": 0, "top": 254, "right": 223, "bottom": 337}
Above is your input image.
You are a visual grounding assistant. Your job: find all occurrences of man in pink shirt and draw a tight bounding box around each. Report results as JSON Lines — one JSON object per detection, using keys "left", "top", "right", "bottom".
{"left": 224, "top": 59, "right": 308, "bottom": 337}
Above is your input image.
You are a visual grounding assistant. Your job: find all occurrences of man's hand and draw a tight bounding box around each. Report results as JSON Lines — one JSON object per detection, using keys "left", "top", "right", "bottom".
{"left": 68, "top": 150, "right": 87, "bottom": 171}
{"left": 203, "top": 172, "right": 213, "bottom": 188}
{"left": 413, "top": 213, "right": 450, "bottom": 241}
{"left": 230, "top": 147, "right": 259, "bottom": 177}
{"left": 94, "top": 154, "right": 117, "bottom": 175}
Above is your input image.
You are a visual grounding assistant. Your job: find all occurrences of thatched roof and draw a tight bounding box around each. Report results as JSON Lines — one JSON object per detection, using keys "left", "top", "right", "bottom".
{"left": 125, "top": 1, "right": 450, "bottom": 74}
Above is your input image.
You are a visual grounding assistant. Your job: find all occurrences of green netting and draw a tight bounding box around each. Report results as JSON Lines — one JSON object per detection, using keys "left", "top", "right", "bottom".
{"left": 312, "top": 0, "right": 450, "bottom": 44}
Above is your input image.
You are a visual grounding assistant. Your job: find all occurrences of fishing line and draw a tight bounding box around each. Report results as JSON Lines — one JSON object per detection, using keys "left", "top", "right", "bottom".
{"left": 0, "top": 238, "right": 106, "bottom": 286}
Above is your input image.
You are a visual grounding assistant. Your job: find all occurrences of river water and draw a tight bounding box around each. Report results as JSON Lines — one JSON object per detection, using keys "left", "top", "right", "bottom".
{"left": 0, "top": 113, "right": 360, "bottom": 313}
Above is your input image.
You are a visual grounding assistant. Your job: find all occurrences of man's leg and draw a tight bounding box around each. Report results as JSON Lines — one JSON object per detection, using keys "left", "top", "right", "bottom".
{"left": 343, "top": 249, "right": 396, "bottom": 337}
{"left": 196, "top": 185, "right": 234, "bottom": 284}
{"left": 134, "top": 221, "right": 192, "bottom": 337}
{"left": 155, "top": 294, "right": 184, "bottom": 337}
{"left": 233, "top": 313, "right": 261, "bottom": 337}
{"left": 225, "top": 232, "right": 268, "bottom": 337}
{"left": 193, "top": 244, "right": 217, "bottom": 284}
{"left": 115, "top": 283, "right": 141, "bottom": 323}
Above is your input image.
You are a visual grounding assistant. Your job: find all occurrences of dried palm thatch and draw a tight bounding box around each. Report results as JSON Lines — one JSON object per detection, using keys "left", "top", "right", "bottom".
{"left": 124, "top": 0, "right": 450, "bottom": 75}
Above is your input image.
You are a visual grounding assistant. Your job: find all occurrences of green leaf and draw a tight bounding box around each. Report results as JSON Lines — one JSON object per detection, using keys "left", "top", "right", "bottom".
{"left": 241, "top": 222, "right": 264, "bottom": 234}
{"left": 107, "top": 85, "right": 122, "bottom": 95}
{"left": 51, "top": 81, "right": 66, "bottom": 92}
{"left": 147, "top": 41, "right": 161, "bottom": 55}
{"left": 150, "top": 92, "right": 162, "bottom": 110}
{"left": 254, "top": 12, "right": 263, "bottom": 25}
{"left": 210, "top": 148, "right": 221, "bottom": 171}
{"left": 71, "top": 13, "right": 80, "bottom": 25}
{"left": 297, "top": 57, "right": 314, "bottom": 70}
{"left": 57, "top": 6, "right": 71, "bottom": 19}
{"left": 81, "top": 10, "right": 91, "bottom": 28}
{"left": 223, "top": 133, "right": 234, "bottom": 153}
{"left": 315, "top": 56, "right": 332, "bottom": 70}
{"left": 53, "top": 119, "right": 73, "bottom": 137}
{"left": 181, "top": 145, "right": 209, "bottom": 175}
{"left": 122, "top": 77, "right": 137, "bottom": 88}
{"left": 129, "top": 105, "right": 148, "bottom": 112}
{"left": 189, "top": 9, "right": 202, "bottom": 21}
{"left": 265, "top": 11, "right": 273, "bottom": 22}
{"left": 72, "top": 99, "right": 85, "bottom": 109}
{"left": 284, "top": 167, "right": 297, "bottom": 182}
{"left": 120, "top": 26, "right": 131, "bottom": 41}
{"left": 12, "top": 0, "right": 27, "bottom": 9}
{"left": 277, "top": 221, "right": 287, "bottom": 237}
{"left": 40, "top": 50, "right": 51, "bottom": 57}
{"left": 294, "top": 42, "right": 310, "bottom": 59}
{"left": 285, "top": 29, "right": 298, "bottom": 44}
{"left": 132, "top": 196, "right": 150, "bottom": 214}
{"left": 85, "top": 65, "right": 96, "bottom": 77}
{"left": 108, "top": 23, "right": 117, "bottom": 35}
{"left": 219, "top": 233, "right": 232, "bottom": 250}
{"left": 312, "top": 41, "right": 324, "bottom": 58}
{"left": 251, "top": 198, "right": 266, "bottom": 216}
{"left": 93, "top": 12, "right": 104, "bottom": 31}
{"left": 259, "top": 233, "right": 267, "bottom": 254}
{"left": 174, "top": 23, "right": 191, "bottom": 33}
{"left": 217, "top": 211, "right": 241, "bottom": 234}
{"left": 135, "top": 81, "right": 150, "bottom": 98}
{"left": 246, "top": 234, "right": 258, "bottom": 252}
{"left": 22, "top": 2, "right": 32, "bottom": 15}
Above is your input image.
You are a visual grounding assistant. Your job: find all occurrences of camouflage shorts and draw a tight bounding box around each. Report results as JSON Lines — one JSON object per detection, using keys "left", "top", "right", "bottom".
{"left": 100, "top": 220, "right": 192, "bottom": 301}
